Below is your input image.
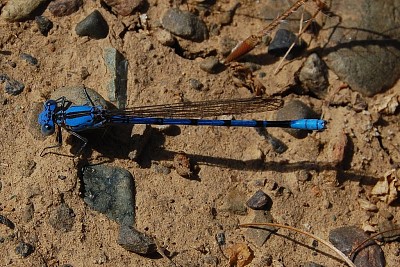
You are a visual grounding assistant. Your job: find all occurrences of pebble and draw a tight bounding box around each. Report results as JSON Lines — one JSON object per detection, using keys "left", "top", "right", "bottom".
{"left": 0, "top": 214, "right": 15, "bottom": 229}
{"left": 154, "top": 29, "right": 176, "bottom": 47}
{"left": 48, "top": 0, "right": 83, "bottom": 17}
{"left": 35, "top": 16, "right": 53, "bottom": 36}
{"left": 246, "top": 190, "right": 272, "bottom": 210}
{"left": 49, "top": 203, "right": 75, "bottom": 232}
{"left": 329, "top": 226, "right": 385, "bottom": 267}
{"left": 298, "top": 53, "right": 328, "bottom": 99}
{"left": 216, "top": 232, "right": 225, "bottom": 246}
{"left": 173, "top": 152, "right": 193, "bottom": 178}
{"left": 22, "top": 202, "right": 35, "bottom": 223}
{"left": 221, "top": 187, "right": 247, "bottom": 215}
{"left": 323, "top": 1, "right": 400, "bottom": 96}
{"left": 15, "top": 242, "right": 34, "bottom": 258}
{"left": 1, "top": 0, "right": 48, "bottom": 21}
{"left": 244, "top": 210, "right": 275, "bottom": 247}
{"left": 275, "top": 100, "right": 319, "bottom": 138}
{"left": 102, "top": 0, "right": 144, "bottom": 16}
{"left": 117, "top": 225, "right": 157, "bottom": 255}
{"left": 268, "top": 29, "right": 306, "bottom": 59}
{"left": 82, "top": 165, "right": 135, "bottom": 226}
{"left": 104, "top": 47, "right": 128, "bottom": 109}
{"left": 199, "top": 56, "right": 221, "bottom": 74}
{"left": 1, "top": 74, "right": 25, "bottom": 96}
{"left": 20, "top": 53, "right": 38, "bottom": 66}
{"left": 189, "top": 78, "right": 204, "bottom": 90}
{"left": 161, "top": 8, "right": 208, "bottom": 42}
{"left": 75, "top": 10, "right": 109, "bottom": 39}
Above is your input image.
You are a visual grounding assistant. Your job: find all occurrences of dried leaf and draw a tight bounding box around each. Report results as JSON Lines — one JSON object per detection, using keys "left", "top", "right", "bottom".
{"left": 371, "top": 169, "right": 398, "bottom": 204}
{"left": 226, "top": 243, "right": 254, "bottom": 267}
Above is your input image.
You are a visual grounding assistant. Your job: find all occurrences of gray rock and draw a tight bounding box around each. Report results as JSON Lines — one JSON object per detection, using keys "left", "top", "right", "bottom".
{"left": 117, "top": 225, "right": 157, "bottom": 255}
{"left": 50, "top": 86, "right": 108, "bottom": 108}
{"left": 75, "top": 10, "right": 109, "bottom": 39}
{"left": 200, "top": 56, "right": 222, "bottom": 74}
{"left": 161, "top": 8, "right": 208, "bottom": 42}
{"left": 35, "top": 16, "right": 53, "bottom": 36}
{"left": 329, "top": 226, "right": 385, "bottom": 267}
{"left": 104, "top": 47, "right": 128, "bottom": 109}
{"left": 20, "top": 53, "right": 38, "bottom": 65}
{"left": 323, "top": 0, "right": 400, "bottom": 96}
{"left": 275, "top": 100, "right": 320, "bottom": 138}
{"left": 0, "top": 214, "right": 15, "bottom": 229}
{"left": 244, "top": 210, "right": 276, "bottom": 247}
{"left": 298, "top": 53, "right": 328, "bottom": 99}
{"left": 15, "top": 242, "right": 34, "bottom": 258}
{"left": 48, "top": 0, "right": 83, "bottom": 17}
{"left": 49, "top": 202, "right": 75, "bottom": 232}
{"left": 82, "top": 165, "right": 135, "bottom": 226}
{"left": 1, "top": 74, "right": 25, "bottom": 96}
{"left": 246, "top": 190, "right": 272, "bottom": 210}
{"left": 268, "top": 29, "right": 306, "bottom": 59}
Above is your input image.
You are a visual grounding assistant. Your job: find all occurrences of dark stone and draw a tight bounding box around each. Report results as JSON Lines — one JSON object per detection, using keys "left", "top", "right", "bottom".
{"left": 82, "top": 165, "right": 135, "bottom": 226}
{"left": 329, "top": 226, "right": 385, "bottom": 267}
{"left": 246, "top": 190, "right": 272, "bottom": 210}
{"left": 75, "top": 10, "right": 109, "bottom": 39}
{"left": 48, "top": 0, "right": 83, "bottom": 17}
{"left": 216, "top": 232, "right": 225, "bottom": 245}
{"left": 0, "top": 214, "right": 15, "bottom": 229}
{"left": 117, "top": 225, "right": 157, "bottom": 255}
{"left": 199, "top": 56, "right": 222, "bottom": 74}
{"left": 49, "top": 203, "right": 75, "bottom": 232}
{"left": 189, "top": 78, "right": 204, "bottom": 90}
{"left": 268, "top": 29, "right": 306, "bottom": 59}
{"left": 35, "top": 16, "right": 53, "bottom": 36}
{"left": 298, "top": 53, "right": 329, "bottom": 99}
{"left": 161, "top": 8, "right": 208, "bottom": 42}
{"left": 244, "top": 210, "right": 276, "bottom": 247}
{"left": 275, "top": 100, "right": 320, "bottom": 138}
{"left": 20, "top": 53, "right": 38, "bottom": 65}
{"left": 15, "top": 242, "right": 34, "bottom": 258}
{"left": 2, "top": 75, "right": 25, "bottom": 96}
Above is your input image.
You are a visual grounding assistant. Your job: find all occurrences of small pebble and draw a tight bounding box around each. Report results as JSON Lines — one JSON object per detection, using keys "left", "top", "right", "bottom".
{"left": 48, "top": 0, "right": 83, "bottom": 17}
{"left": 117, "top": 225, "right": 157, "bottom": 255}
{"left": 75, "top": 10, "right": 109, "bottom": 39}
{"left": 35, "top": 16, "right": 53, "bottom": 36}
{"left": 15, "top": 242, "right": 34, "bottom": 258}
{"left": 154, "top": 29, "right": 176, "bottom": 47}
{"left": 246, "top": 190, "right": 272, "bottom": 210}
{"left": 199, "top": 56, "right": 221, "bottom": 74}
{"left": 0, "top": 214, "right": 15, "bottom": 229}
{"left": 298, "top": 53, "right": 328, "bottom": 99}
{"left": 244, "top": 210, "right": 276, "bottom": 246}
{"left": 49, "top": 203, "right": 75, "bottom": 232}
{"left": 102, "top": 0, "right": 144, "bottom": 16}
{"left": 275, "top": 100, "right": 320, "bottom": 138}
{"left": 189, "top": 78, "right": 203, "bottom": 90}
{"left": 216, "top": 232, "right": 225, "bottom": 246}
{"left": 4, "top": 77, "right": 25, "bottom": 96}
{"left": 173, "top": 152, "right": 193, "bottom": 178}
{"left": 80, "top": 67, "right": 90, "bottom": 80}
{"left": 161, "top": 8, "right": 208, "bottom": 42}
{"left": 20, "top": 53, "right": 38, "bottom": 65}
{"left": 268, "top": 29, "right": 306, "bottom": 59}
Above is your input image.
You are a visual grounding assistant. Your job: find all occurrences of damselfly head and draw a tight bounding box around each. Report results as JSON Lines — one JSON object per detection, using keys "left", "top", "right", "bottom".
{"left": 38, "top": 100, "right": 57, "bottom": 136}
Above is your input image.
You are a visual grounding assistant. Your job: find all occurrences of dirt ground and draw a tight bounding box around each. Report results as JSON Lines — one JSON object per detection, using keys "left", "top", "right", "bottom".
{"left": 0, "top": 0, "right": 399, "bottom": 266}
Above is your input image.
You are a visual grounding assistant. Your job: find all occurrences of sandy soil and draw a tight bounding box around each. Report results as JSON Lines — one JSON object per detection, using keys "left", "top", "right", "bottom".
{"left": 0, "top": 0, "right": 399, "bottom": 266}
